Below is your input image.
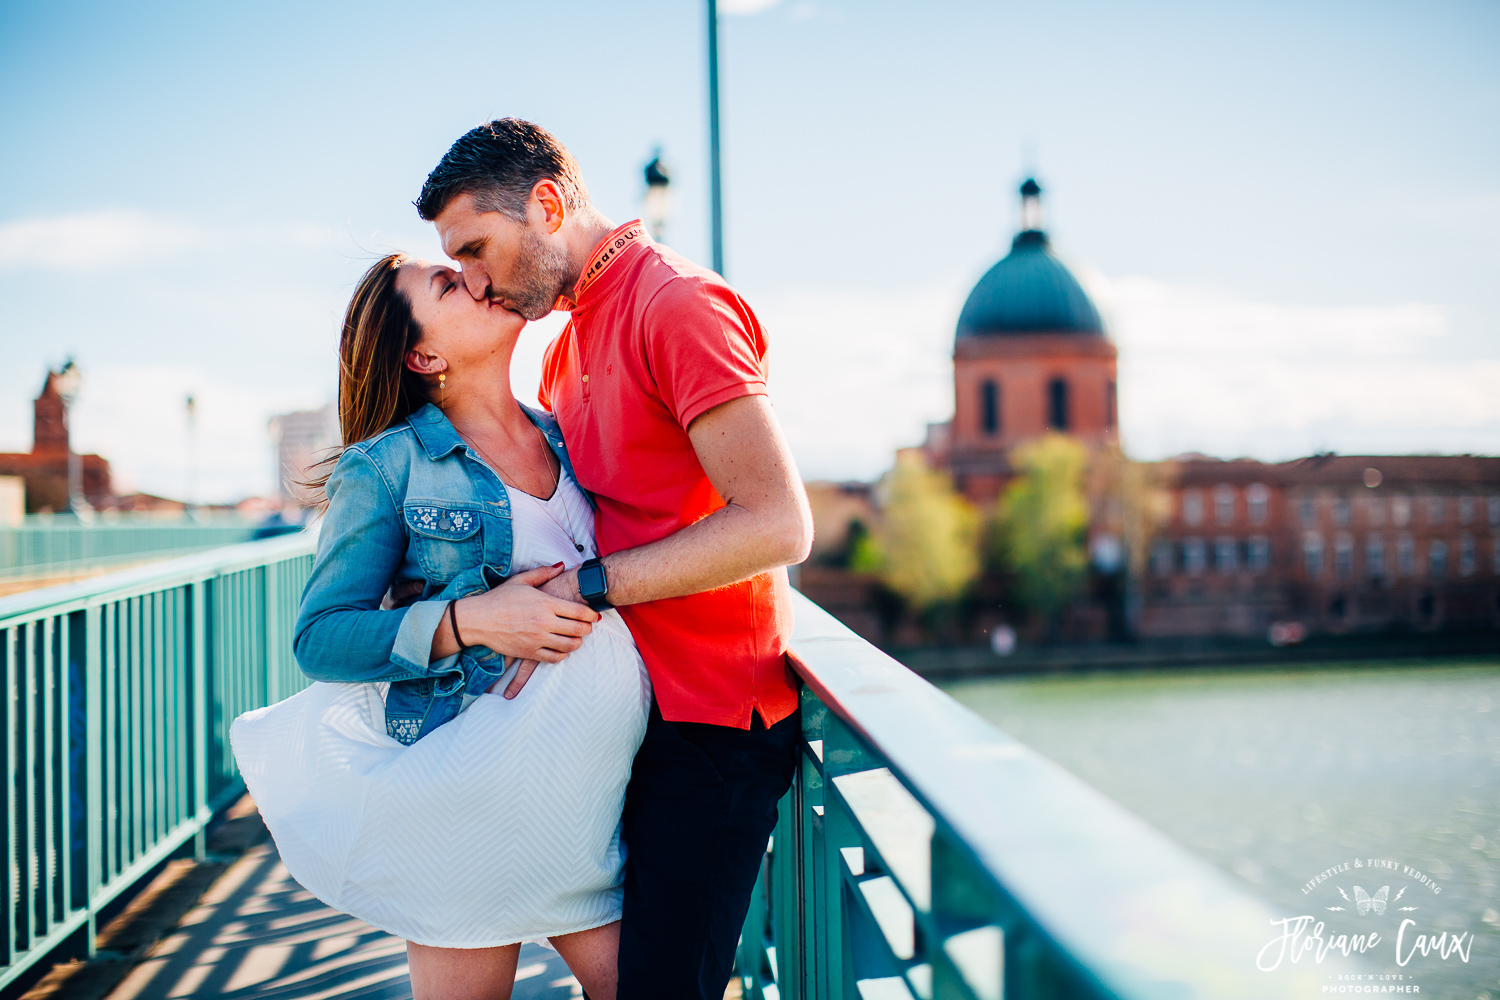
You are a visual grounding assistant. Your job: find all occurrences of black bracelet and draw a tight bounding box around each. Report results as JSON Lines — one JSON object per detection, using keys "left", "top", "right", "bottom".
{"left": 448, "top": 599, "right": 468, "bottom": 649}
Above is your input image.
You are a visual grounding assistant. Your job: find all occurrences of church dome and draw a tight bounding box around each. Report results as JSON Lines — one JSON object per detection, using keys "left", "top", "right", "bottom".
{"left": 956, "top": 179, "right": 1104, "bottom": 338}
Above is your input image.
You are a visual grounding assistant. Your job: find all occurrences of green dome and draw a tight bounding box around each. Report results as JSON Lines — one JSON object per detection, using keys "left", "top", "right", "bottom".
{"left": 956, "top": 230, "right": 1103, "bottom": 337}
{"left": 956, "top": 179, "right": 1104, "bottom": 338}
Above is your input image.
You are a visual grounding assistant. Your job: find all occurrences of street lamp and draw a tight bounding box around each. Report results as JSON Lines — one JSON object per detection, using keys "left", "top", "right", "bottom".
{"left": 52, "top": 358, "right": 88, "bottom": 515}
{"left": 706, "top": 0, "right": 724, "bottom": 276}
{"left": 644, "top": 150, "right": 671, "bottom": 242}
{"left": 185, "top": 394, "right": 198, "bottom": 518}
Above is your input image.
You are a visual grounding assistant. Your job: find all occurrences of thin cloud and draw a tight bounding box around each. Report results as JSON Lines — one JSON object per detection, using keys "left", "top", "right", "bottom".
{"left": 766, "top": 274, "right": 1498, "bottom": 482}
{"left": 0, "top": 210, "right": 200, "bottom": 269}
{"left": 720, "top": 0, "right": 782, "bottom": 15}
{"left": 0, "top": 210, "right": 338, "bottom": 270}
{"left": 1089, "top": 274, "right": 1500, "bottom": 460}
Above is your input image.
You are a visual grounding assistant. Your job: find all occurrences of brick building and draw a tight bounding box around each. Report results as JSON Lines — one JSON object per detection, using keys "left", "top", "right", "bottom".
{"left": 0, "top": 364, "right": 112, "bottom": 512}
{"left": 833, "top": 177, "right": 1500, "bottom": 642}
{"left": 1144, "top": 455, "right": 1500, "bottom": 637}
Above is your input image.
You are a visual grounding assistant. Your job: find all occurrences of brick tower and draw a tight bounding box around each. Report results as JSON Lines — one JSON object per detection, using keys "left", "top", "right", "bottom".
{"left": 926, "top": 178, "right": 1118, "bottom": 502}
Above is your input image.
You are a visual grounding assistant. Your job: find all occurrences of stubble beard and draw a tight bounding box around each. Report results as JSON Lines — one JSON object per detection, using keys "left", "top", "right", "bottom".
{"left": 501, "top": 227, "right": 572, "bottom": 321}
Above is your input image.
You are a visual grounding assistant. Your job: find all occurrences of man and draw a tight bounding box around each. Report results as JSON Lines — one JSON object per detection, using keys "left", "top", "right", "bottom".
{"left": 415, "top": 119, "right": 813, "bottom": 1000}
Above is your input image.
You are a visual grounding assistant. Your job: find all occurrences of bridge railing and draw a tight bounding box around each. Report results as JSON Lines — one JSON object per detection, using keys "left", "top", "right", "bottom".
{"left": 0, "top": 531, "right": 316, "bottom": 992}
{"left": 0, "top": 515, "right": 264, "bottom": 584}
{"left": 737, "top": 593, "right": 1346, "bottom": 1000}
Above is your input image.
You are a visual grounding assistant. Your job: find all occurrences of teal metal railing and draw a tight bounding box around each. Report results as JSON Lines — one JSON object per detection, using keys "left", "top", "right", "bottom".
{"left": 0, "top": 516, "right": 262, "bottom": 583}
{"left": 737, "top": 593, "right": 1353, "bottom": 1000}
{"left": 0, "top": 531, "right": 314, "bottom": 991}
{"left": 0, "top": 527, "right": 1363, "bottom": 997}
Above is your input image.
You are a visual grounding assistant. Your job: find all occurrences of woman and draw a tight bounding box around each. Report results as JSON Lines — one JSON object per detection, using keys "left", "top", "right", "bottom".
{"left": 230, "top": 254, "right": 650, "bottom": 1000}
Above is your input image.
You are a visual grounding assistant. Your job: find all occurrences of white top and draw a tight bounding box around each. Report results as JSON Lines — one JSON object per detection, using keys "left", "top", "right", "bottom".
{"left": 229, "top": 454, "right": 651, "bottom": 949}
{"left": 503, "top": 467, "right": 598, "bottom": 573}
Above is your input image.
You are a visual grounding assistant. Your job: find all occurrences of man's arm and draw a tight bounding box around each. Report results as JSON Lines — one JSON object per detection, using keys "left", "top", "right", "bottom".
{"left": 545, "top": 393, "right": 813, "bottom": 606}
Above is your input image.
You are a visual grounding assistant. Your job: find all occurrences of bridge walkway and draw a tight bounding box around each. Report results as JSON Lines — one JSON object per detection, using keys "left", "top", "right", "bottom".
{"left": 102, "top": 807, "right": 585, "bottom": 1000}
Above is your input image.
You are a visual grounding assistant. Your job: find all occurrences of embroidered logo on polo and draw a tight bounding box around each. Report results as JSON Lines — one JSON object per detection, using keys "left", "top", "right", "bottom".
{"left": 406, "top": 507, "right": 476, "bottom": 534}
{"left": 574, "top": 224, "right": 648, "bottom": 300}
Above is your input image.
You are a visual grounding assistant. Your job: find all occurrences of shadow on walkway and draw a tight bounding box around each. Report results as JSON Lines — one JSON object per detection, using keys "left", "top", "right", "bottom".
{"left": 103, "top": 843, "right": 582, "bottom": 1000}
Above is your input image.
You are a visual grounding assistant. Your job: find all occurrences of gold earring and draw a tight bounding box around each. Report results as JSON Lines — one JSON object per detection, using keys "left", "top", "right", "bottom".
{"left": 438, "top": 372, "right": 446, "bottom": 408}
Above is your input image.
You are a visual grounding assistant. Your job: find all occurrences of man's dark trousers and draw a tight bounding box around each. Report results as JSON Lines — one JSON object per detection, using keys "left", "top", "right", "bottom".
{"left": 616, "top": 699, "right": 800, "bottom": 1000}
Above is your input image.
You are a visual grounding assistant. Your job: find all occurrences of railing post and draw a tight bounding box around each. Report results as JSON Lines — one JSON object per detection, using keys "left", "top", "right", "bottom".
{"left": 3, "top": 624, "right": 17, "bottom": 967}
{"left": 190, "top": 579, "right": 208, "bottom": 860}
{"left": 84, "top": 604, "right": 101, "bottom": 957}
{"left": 264, "top": 562, "right": 280, "bottom": 707}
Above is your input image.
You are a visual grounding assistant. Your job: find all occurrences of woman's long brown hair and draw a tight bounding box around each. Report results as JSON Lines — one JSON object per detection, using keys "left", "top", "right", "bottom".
{"left": 306, "top": 254, "right": 432, "bottom": 506}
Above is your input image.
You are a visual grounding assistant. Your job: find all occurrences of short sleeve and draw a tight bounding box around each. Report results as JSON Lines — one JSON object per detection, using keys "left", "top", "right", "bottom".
{"left": 642, "top": 277, "right": 769, "bottom": 430}
{"left": 537, "top": 334, "right": 561, "bottom": 413}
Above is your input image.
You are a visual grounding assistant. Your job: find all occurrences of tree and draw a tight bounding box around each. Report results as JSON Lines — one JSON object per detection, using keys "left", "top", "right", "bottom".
{"left": 867, "top": 451, "right": 981, "bottom": 612}
{"left": 992, "top": 433, "right": 1090, "bottom": 632}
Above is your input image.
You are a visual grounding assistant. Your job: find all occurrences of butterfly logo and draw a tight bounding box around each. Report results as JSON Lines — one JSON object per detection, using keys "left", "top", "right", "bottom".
{"left": 1353, "top": 886, "right": 1389, "bottom": 916}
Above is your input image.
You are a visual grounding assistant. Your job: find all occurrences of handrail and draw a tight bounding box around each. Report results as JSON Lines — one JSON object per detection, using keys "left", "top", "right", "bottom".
{"left": 0, "top": 531, "right": 317, "bottom": 624}
{"left": 0, "top": 531, "right": 317, "bottom": 991}
{"left": 737, "top": 592, "right": 1364, "bottom": 999}
{"left": 0, "top": 520, "right": 262, "bottom": 582}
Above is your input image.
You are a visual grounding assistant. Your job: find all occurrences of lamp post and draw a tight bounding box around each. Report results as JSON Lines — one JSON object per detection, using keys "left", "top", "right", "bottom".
{"left": 644, "top": 150, "right": 671, "bottom": 242}
{"left": 185, "top": 394, "right": 198, "bottom": 518}
{"left": 52, "top": 359, "right": 86, "bottom": 515}
{"left": 706, "top": 0, "right": 724, "bottom": 276}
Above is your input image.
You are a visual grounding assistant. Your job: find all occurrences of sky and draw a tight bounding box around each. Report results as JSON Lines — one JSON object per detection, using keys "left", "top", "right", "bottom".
{"left": 1, "top": 0, "right": 1497, "bottom": 502}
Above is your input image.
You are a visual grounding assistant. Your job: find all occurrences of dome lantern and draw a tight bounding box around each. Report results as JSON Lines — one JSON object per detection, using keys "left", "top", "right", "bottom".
{"left": 1019, "top": 177, "right": 1043, "bottom": 234}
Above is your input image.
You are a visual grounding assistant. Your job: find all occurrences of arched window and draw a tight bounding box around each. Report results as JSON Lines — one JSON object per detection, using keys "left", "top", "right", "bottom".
{"left": 981, "top": 379, "right": 999, "bottom": 435}
{"left": 1214, "top": 536, "right": 1238, "bottom": 574}
{"left": 1214, "top": 485, "right": 1236, "bottom": 525}
{"left": 1048, "top": 377, "right": 1069, "bottom": 431}
{"left": 1427, "top": 540, "right": 1448, "bottom": 578}
{"left": 1181, "top": 489, "right": 1205, "bottom": 526}
{"left": 1246, "top": 483, "right": 1270, "bottom": 525}
{"left": 1182, "top": 537, "right": 1206, "bottom": 575}
{"left": 1303, "top": 532, "right": 1324, "bottom": 578}
{"left": 1246, "top": 536, "right": 1271, "bottom": 573}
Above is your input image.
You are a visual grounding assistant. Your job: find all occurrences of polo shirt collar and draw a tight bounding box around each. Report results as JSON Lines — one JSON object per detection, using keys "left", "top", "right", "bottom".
{"left": 407, "top": 403, "right": 465, "bottom": 460}
{"left": 561, "top": 220, "right": 650, "bottom": 311}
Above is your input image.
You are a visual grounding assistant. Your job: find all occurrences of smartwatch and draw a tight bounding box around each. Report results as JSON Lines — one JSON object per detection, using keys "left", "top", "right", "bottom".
{"left": 577, "top": 557, "right": 611, "bottom": 612}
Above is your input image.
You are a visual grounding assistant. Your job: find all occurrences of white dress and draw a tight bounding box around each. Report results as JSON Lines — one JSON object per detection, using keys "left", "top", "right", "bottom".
{"left": 230, "top": 469, "right": 651, "bottom": 948}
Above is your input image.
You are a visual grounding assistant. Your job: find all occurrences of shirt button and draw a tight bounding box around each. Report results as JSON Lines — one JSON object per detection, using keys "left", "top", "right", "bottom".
{"left": 582, "top": 374, "right": 589, "bottom": 382}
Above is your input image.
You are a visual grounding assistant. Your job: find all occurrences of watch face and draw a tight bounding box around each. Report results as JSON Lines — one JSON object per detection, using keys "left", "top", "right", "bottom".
{"left": 579, "top": 562, "right": 605, "bottom": 597}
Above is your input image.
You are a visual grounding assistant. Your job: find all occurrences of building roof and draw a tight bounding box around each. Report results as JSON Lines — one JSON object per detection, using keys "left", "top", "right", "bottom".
{"left": 956, "top": 179, "right": 1104, "bottom": 339}
{"left": 1278, "top": 454, "right": 1500, "bottom": 487}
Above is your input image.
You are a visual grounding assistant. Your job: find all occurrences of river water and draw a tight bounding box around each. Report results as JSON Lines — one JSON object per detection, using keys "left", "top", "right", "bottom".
{"left": 940, "top": 660, "right": 1500, "bottom": 998}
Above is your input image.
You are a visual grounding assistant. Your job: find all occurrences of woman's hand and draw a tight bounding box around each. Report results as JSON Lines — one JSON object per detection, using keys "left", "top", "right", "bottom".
{"left": 449, "top": 564, "right": 600, "bottom": 663}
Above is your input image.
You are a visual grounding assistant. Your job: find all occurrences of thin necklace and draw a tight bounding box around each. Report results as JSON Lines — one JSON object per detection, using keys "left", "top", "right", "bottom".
{"left": 527, "top": 475, "right": 589, "bottom": 555}
{"left": 458, "top": 421, "right": 587, "bottom": 553}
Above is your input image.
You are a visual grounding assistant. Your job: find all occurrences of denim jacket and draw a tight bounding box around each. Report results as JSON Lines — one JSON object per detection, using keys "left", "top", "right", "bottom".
{"left": 291, "top": 402, "right": 582, "bottom": 745}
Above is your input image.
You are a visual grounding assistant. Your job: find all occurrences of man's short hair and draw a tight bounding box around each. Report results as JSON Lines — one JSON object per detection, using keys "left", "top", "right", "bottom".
{"left": 415, "top": 118, "right": 588, "bottom": 223}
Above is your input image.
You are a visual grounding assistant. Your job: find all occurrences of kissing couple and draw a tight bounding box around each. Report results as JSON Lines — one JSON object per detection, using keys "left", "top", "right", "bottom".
{"left": 231, "top": 118, "right": 813, "bottom": 1000}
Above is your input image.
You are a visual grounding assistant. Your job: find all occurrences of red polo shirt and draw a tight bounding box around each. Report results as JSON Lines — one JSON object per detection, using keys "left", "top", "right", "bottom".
{"left": 538, "top": 221, "right": 797, "bottom": 729}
